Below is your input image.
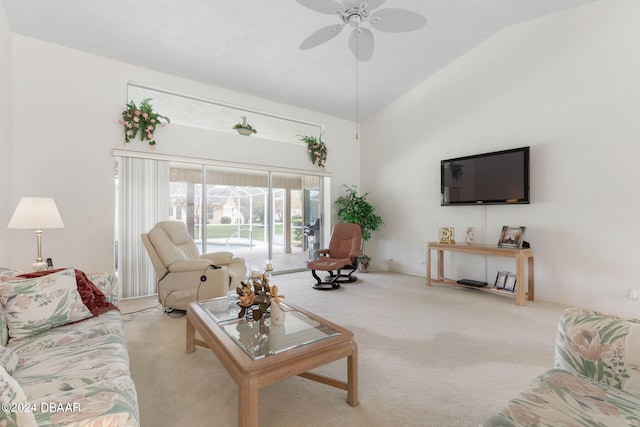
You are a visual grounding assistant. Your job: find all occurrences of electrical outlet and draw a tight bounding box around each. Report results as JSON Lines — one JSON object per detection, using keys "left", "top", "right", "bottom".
{"left": 629, "top": 289, "right": 639, "bottom": 300}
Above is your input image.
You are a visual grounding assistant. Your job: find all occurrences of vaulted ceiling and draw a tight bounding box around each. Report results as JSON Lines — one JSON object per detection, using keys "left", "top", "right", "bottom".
{"left": 3, "top": 0, "right": 598, "bottom": 120}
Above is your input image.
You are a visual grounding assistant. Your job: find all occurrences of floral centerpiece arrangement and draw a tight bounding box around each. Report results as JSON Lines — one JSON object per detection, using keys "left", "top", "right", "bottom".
{"left": 236, "top": 273, "right": 284, "bottom": 320}
{"left": 298, "top": 134, "right": 328, "bottom": 169}
{"left": 119, "top": 98, "right": 170, "bottom": 146}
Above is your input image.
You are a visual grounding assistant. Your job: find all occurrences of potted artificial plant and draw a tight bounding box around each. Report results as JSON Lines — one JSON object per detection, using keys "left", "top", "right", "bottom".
{"left": 335, "top": 185, "right": 384, "bottom": 272}
{"left": 233, "top": 116, "right": 257, "bottom": 136}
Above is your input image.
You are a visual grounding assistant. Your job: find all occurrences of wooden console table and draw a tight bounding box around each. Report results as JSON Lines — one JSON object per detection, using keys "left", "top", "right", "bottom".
{"left": 426, "top": 242, "right": 534, "bottom": 306}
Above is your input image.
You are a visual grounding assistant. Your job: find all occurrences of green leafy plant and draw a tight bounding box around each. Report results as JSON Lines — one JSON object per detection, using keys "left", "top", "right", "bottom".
{"left": 292, "top": 215, "right": 303, "bottom": 244}
{"left": 120, "top": 98, "right": 169, "bottom": 146}
{"left": 233, "top": 116, "right": 257, "bottom": 134}
{"left": 335, "top": 185, "right": 384, "bottom": 243}
{"left": 298, "top": 134, "right": 328, "bottom": 169}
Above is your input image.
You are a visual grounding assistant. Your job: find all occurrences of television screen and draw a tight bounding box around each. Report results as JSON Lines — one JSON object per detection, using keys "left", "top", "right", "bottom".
{"left": 441, "top": 147, "right": 530, "bottom": 205}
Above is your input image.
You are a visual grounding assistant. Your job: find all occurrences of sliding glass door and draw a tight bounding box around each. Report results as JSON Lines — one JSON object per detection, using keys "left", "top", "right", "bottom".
{"left": 167, "top": 163, "right": 323, "bottom": 274}
{"left": 269, "top": 172, "right": 321, "bottom": 272}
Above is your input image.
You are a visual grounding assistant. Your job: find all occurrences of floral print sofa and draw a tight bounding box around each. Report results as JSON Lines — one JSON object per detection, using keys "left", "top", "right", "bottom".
{"left": 0, "top": 268, "right": 139, "bottom": 427}
{"left": 481, "top": 307, "right": 640, "bottom": 426}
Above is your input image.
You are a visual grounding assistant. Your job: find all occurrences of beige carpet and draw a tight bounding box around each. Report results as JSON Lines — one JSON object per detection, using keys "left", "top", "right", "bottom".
{"left": 120, "top": 271, "right": 568, "bottom": 427}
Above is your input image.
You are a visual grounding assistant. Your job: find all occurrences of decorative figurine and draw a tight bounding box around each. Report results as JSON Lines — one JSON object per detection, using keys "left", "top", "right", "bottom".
{"left": 465, "top": 227, "right": 475, "bottom": 245}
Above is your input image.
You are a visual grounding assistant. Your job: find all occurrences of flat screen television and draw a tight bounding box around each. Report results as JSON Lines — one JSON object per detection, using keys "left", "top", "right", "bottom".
{"left": 441, "top": 146, "right": 530, "bottom": 206}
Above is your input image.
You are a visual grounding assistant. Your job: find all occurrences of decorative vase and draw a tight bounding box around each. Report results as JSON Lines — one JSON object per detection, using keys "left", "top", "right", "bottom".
{"left": 270, "top": 302, "right": 286, "bottom": 326}
{"left": 358, "top": 258, "right": 370, "bottom": 273}
{"left": 237, "top": 128, "right": 253, "bottom": 136}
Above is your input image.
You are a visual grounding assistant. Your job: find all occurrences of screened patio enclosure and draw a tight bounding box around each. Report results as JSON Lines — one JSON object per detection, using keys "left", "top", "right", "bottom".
{"left": 169, "top": 163, "right": 323, "bottom": 273}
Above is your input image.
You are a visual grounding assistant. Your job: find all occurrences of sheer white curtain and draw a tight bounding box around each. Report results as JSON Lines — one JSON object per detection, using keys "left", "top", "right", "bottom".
{"left": 117, "top": 157, "right": 169, "bottom": 299}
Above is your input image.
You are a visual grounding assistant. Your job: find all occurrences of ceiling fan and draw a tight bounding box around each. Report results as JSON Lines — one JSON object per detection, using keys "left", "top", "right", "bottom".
{"left": 296, "top": 0, "right": 427, "bottom": 62}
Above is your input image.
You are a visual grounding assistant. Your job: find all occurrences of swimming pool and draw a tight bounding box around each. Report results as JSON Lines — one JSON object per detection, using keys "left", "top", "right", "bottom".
{"left": 204, "top": 241, "right": 255, "bottom": 252}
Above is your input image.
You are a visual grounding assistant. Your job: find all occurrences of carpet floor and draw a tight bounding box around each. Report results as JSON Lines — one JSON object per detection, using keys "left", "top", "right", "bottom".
{"left": 119, "top": 270, "right": 568, "bottom": 427}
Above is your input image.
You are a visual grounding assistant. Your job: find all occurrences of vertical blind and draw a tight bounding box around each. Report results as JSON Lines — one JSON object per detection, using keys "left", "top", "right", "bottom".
{"left": 117, "top": 157, "right": 169, "bottom": 299}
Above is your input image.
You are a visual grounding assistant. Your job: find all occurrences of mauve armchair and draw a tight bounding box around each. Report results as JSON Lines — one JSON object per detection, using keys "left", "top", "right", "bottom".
{"left": 307, "top": 223, "right": 362, "bottom": 290}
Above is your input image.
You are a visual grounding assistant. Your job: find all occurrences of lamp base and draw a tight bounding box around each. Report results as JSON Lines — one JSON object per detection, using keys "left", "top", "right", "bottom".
{"left": 32, "top": 261, "right": 48, "bottom": 272}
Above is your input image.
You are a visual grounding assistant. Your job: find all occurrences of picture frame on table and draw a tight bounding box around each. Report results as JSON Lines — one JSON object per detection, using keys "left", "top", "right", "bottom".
{"left": 495, "top": 271, "right": 516, "bottom": 291}
{"left": 494, "top": 271, "right": 508, "bottom": 289}
{"left": 503, "top": 273, "right": 517, "bottom": 292}
{"left": 497, "top": 226, "right": 526, "bottom": 248}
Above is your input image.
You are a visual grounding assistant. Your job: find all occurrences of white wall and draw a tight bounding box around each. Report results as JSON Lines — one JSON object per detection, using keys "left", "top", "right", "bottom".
{"left": 9, "top": 35, "right": 358, "bottom": 273}
{"left": 0, "top": 5, "right": 12, "bottom": 266}
{"left": 362, "top": 0, "right": 640, "bottom": 317}
{"left": 0, "top": 7, "right": 13, "bottom": 266}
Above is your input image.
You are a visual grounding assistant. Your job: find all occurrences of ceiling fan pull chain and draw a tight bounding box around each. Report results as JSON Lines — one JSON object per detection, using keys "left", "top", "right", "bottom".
{"left": 355, "top": 43, "right": 359, "bottom": 141}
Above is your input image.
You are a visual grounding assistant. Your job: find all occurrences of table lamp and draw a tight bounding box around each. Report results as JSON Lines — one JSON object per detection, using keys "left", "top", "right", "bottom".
{"left": 7, "top": 197, "right": 64, "bottom": 271}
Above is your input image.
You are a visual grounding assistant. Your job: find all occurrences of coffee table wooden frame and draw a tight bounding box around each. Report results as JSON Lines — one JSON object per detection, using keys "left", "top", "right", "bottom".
{"left": 186, "top": 300, "right": 358, "bottom": 426}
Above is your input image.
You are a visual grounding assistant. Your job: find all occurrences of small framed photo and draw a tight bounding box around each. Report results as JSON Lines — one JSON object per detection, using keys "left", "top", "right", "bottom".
{"left": 503, "top": 273, "right": 517, "bottom": 292}
{"left": 494, "top": 271, "right": 508, "bottom": 289}
{"left": 495, "top": 271, "right": 516, "bottom": 291}
{"left": 497, "top": 226, "right": 526, "bottom": 248}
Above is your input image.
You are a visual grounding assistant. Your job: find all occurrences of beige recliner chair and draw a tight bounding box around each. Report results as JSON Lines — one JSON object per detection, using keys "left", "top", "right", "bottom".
{"left": 141, "top": 221, "right": 247, "bottom": 310}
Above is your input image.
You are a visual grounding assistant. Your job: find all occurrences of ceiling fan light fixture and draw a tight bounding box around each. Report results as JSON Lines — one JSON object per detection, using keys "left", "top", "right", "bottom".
{"left": 297, "top": 0, "right": 425, "bottom": 61}
{"left": 348, "top": 14, "right": 362, "bottom": 27}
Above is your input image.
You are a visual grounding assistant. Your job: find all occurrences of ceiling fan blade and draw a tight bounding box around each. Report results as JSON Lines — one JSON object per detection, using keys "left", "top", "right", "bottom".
{"left": 342, "top": 0, "right": 361, "bottom": 8}
{"left": 349, "top": 27, "right": 374, "bottom": 62}
{"left": 365, "top": 0, "right": 386, "bottom": 10}
{"left": 370, "top": 8, "right": 427, "bottom": 33}
{"left": 295, "top": 0, "right": 344, "bottom": 14}
{"left": 300, "top": 24, "right": 344, "bottom": 50}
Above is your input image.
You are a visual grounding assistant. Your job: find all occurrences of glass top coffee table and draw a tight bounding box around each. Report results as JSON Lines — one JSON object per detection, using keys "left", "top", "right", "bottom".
{"left": 186, "top": 297, "right": 358, "bottom": 426}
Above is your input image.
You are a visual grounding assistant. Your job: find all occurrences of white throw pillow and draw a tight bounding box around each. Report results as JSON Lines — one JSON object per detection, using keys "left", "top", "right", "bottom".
{"left": 0, "top": 268, "right": 92, "bottom": 339}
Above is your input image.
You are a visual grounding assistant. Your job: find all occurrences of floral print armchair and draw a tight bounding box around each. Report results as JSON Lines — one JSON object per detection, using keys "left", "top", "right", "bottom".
{"left": 481, "top": 308, "right": 640, "bottom": 427}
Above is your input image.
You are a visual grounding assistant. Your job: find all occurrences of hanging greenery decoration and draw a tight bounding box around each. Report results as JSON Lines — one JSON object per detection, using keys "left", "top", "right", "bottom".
{"left": 298, "top": 134, "right": 328, "bottom": 169}
{"left": 119, "top": 98, "right": 170, "bottom": 146}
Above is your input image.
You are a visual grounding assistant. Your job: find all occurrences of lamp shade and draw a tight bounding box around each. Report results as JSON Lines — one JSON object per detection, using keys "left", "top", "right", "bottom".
{"left": 7, "top": 197, "right": 64, "bottom": 230}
